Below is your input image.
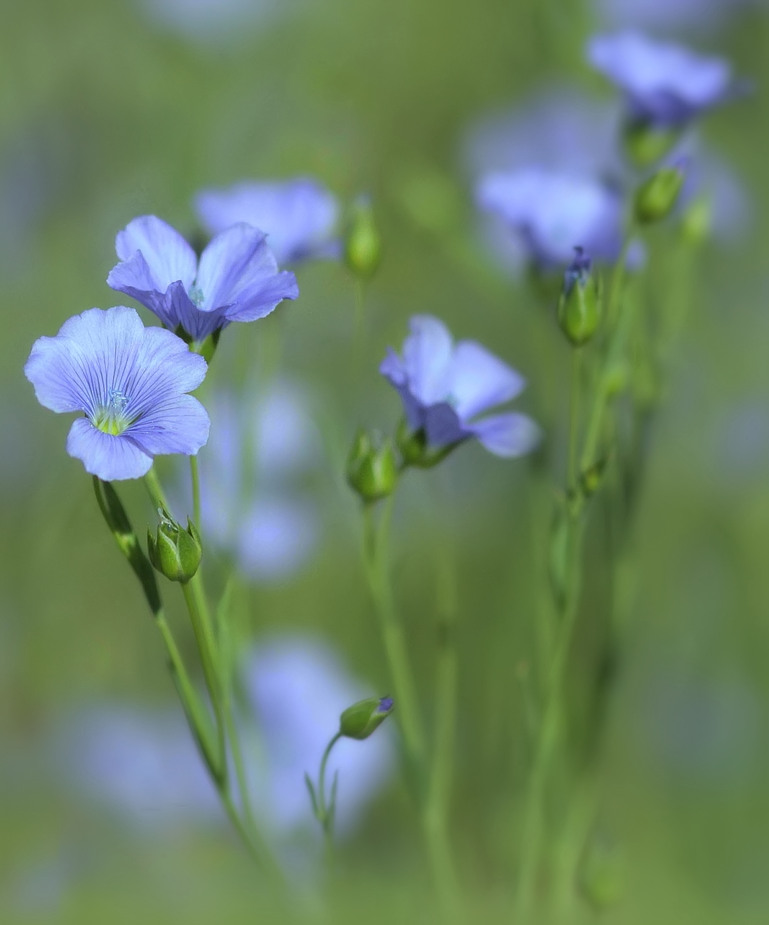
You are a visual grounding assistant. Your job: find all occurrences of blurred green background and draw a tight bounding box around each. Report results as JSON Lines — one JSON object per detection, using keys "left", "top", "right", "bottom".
{"left": 2, "top": 0, "right": 768, "bottom": 922}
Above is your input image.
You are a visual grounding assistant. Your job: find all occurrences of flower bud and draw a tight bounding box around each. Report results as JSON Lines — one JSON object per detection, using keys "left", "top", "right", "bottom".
{"left": 578, "top": 833, "right": 624, "bottom": 911}
{"left": 339, "top": 696, "right": 394, "bottom": 740}
{"left": 346, "top": 430, "right": 397, "bottom": 503}
{"left": 147, "top": 512, "right": 202, "bottom": 583}
{"left": 680, "top": 194, "right": 711, "bottom": 244}
{"left": 623, "top": 120, "right": 679, "bottom": 168}
{"left": 343, "top": 195, "right": 381, "bottom": 280}
{"left": 557, "top": 248, "right": 601, "bottom": 347}
{"left": 634, "top": 163, "right": 686, "bottom": 224}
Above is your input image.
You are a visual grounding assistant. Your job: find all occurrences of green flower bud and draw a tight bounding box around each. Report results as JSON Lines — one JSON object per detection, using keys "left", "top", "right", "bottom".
{"left": 623, "top": 120, "right": 680, "bottom": 168}
{"left": 634, "top": 163, "right": 686, "bottom": 224}
{"left": 147, "top": 512, "right": 202, "bottom": 583}
{"left": 578, "top": 833, "right": 624, "bottom": 911}
{"left": 346, "top": 430, "right": 398, "bottom": 503}
{"left": 680, "top": 194, "right": 711, "bottom": 244}
{"left": 343, "top": 195, "right": 381, "bottom": 280}
{"left": 557, "top": 248, "right": 601, "bottom": 347}
{"left": 339, "top": 696, "right": 394, "bottom": 740}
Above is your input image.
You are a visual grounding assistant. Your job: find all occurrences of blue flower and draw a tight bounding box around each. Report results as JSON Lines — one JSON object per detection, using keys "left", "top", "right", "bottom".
{"left": 587, "top": 32, "right": 734, "bottom": 128}
{"left": 381, "top": 315, "right": 539, "bottom": 458}
{"left": 194, "top": 178, "right": 339, "bottom": 265}
{"left": 476, "top": 167, "right": 625, "bottom": 270}
{"left": 107, "top": 214, "right": 299, "bottom": 343}
{"left": 24, "top": 306, "right": 209, "bottom": 481}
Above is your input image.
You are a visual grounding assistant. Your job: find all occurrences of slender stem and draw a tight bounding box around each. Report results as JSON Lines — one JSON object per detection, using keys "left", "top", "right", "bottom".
{"left": 568, "top": 348, "right": 583, "bottom": 492}
{"left": 190, "top": 455, "right": 201, "bottom": 528}
{"left": 143, "top": 466, "right": 171, "bottom": 514}
{"left": 318, "top": 732, "right": 343, "bottom": 827}
{"left": 361, "top": 498, "right": 457, "bottom": 909}
{"left": 514, "top": 345, "right": 586, "bottom": 918}
{"left": 424, "top": 557, "right": 459, "bottom": 909}
{"left": 361, "top": 499, "right": 425, "bottom": 774}
{"left": 181, "top": 576, "right": 225, "bottom": 771}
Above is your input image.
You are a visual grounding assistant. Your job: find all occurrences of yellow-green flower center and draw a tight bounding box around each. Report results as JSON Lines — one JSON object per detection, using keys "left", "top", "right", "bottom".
{"left": 93, "top": 388, "right": 132, "bottom": 436}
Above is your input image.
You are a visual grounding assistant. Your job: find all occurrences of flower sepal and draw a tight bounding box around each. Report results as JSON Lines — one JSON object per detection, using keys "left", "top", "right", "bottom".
{"left": 147, "top": 510, "right": 202, "bottom": 583}
{"left": 346, "top": 430, "right": 398, "bottom": 503}
{"left": 339, "top": 696, "right": 394, "bottom": 740}
{"left": 396, "top": 418, "right": 460, "bottom": 469}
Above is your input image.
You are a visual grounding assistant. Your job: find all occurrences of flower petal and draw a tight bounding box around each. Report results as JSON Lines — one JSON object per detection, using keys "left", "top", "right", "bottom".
{"left": 195, "top": 178, "right": 339, "bottom": 265}
{"left": 67, "top": 418, "right": 153, "bottom": 480}
{"left": 448, "top": 340, "right": 526, "bottom": 420}
{"left": 25, "top": 307, "right": 146, "bottom": 415}
{"left": 127, "top": 394, "right": 210, "bottom": 456}
{"left": 113, "top": 215, "right": 197, "bottom": 292}
{"left": 422, "top": 402, "right": 468, "bottom": 447}
{"left": 469, "top": 413, "right": 541, "bottom": 458}
{"left": 400, "top": 315, "right": 454, "bottom": 405}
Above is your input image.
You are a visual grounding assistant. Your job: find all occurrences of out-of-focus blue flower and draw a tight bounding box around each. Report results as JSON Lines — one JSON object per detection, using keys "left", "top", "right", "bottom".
{"left": 182, "top": 380, "right": 321, "bottom": 581}
{"left": 58, "top": 704, "right": 221, "bottom": 830}
{"left": 194, "top": 178, "right": 340, "bottom": 265}
{"left": 463, "top": 88, "right": 626, "bottom": 273}
{"left": 476, "top": 168, "right": 625, "bottom": 270}
{"left": 107, "top": 215, "right": 298, "bottom": 343}
{"left": 242, "top": 635, "right": 395, "bottom": 835}
{"left": 24, "top": 307, "right": 209, "bottom": 481}
{"left": 135, "top": 0, "right": 289, "bottom": 48}
{"left": 587, "top": 32, "right": 734, "bottom": 128}
{"left": 592, "top": 0, "right": 758, "bottom": 35}
{"left": 55, "top": 635, "right": 394, "bottom": 839}
{"left": 381, "top": 315, "right": 539, "bottom": 458}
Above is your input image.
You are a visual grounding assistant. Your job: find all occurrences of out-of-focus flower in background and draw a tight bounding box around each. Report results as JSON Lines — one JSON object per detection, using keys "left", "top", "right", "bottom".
{"left": 134, "top": 0, "right": 296, "bottom": 48}
{"left": 592, "top": 0, "right": 759, "bottom": 35}
{"left": 179, "top": 379, "right": 322, "bottom": 582}
{"left": 54, "top": 634, "right": 393, "bottom": 839}
{"left": 476, "top": 168, "right": 625, "bottom": 270}
{"left": 107, "top": 215, "right": 299, "bottom": 343}
{"left": 24, "top": 307, "right": 210, "bottom": 481}
{"left": 462, "top": 88, "right": 625, "bottom": 274}
{"left": 241, "top": 635, "right": 395, "bottom": 835}
{"left": 381, "top": 314, "right": 539, "bottom": 459}
{"left": 587, "top": 32, "right": 734, "bottom": 128}
{"left": 195, "top": 178, "right": 340, "bottom": 265}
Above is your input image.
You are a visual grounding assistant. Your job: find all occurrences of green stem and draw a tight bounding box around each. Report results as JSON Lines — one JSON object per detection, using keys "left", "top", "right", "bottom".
{"left": 514, "top": 345, "right": 586, "bottom": 918}
{"left": 424, "top": 557, "right": 459, "bottom": 909}
{"left": 361, "top": 499, "right": 425, "bottom": 775}
{"left": 361, "top": 499, "right": 457, "bottom": 906}
{"left": 568, "top": 348, "right": 583, "bottom": 492}
{"left": 318, "top": 731, "right": 343, "bottom": 830}
{"left": 190, "top": 455, "right": 201, "bottom": 528}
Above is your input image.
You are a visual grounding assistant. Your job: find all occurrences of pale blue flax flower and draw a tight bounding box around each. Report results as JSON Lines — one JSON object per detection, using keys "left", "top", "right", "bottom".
{"left": 476, "top": 167, "right": 625, "bottom": 270}
{"left": 587, "top": 32, "right": 734, "bottom": 128}
{"left": 24, "top": 306, "right": 209, "bottom": 481}
{"left": 107, "top": 214, "right": 299, "bottom": 343}
{"left": 194, "top": 178, "right": 339, "bottom": 265}
{"left": 381, "top": 315, "right": 539, "bottom": 458}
